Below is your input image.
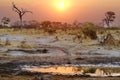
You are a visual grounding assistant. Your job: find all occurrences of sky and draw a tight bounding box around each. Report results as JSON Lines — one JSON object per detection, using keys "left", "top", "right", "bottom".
{"left": 0, "top": 0, "right": 120, "bottom": 25}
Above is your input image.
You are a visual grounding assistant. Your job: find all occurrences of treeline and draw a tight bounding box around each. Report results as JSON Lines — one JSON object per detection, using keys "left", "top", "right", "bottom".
{"left": 0, "top": 2, "right": 120, "bottom": 31}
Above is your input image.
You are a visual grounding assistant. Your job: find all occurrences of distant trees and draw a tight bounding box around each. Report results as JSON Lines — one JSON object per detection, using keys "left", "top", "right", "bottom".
{"left": 11, "top": 21, "right": 21, "bottom": 28}
{"left": 103, "top": 11, "right": 116, "bottom": 27}
{"left": 41, "top": 21, "right": 56, "bottom": 34}
{"left": 41, "top": 21, "right": 52, "bottom": 29}
{"left": 12, "top": 20, "right": 40, "bottom": 29}
{"left": 28, "top": 20, "right": 40, "bottom": 29}
{"left": 1, "top": 17, "right": 10, "bottom": 27}
{"left": 12, "top": 2, "right": 32, "bottom": 32}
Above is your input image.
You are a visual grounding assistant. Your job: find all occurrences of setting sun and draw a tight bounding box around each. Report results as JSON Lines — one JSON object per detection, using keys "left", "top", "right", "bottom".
{"left": 58, "top": 1, "right": 65, "bottom": 8}
{"left": 53, "top": 0, "right": 71, "bottom": 12}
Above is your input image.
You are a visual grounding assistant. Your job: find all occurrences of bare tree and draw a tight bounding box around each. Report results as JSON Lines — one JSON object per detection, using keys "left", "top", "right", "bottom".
{"left": 12, "top": 2, "right": 32, "bottom": 32}
{"left": 103, "top": 11, "right": 116, "bottom": 27}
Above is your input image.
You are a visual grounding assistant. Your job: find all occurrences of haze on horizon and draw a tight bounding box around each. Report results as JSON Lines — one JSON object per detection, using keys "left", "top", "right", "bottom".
{"left": 0, "top": 0, "right": 120, "bottom": 25}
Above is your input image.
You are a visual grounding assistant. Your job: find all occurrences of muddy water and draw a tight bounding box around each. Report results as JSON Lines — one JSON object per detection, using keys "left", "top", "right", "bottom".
{"left": 22, "top": 64, "right": 120, "bottom": 76}
{"left": 22, "top": 66, "right": 83, "bottom": 75}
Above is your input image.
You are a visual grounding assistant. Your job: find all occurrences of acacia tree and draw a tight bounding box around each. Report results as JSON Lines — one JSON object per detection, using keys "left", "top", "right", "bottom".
{"left": 12, "top": 2, "right": 32, "bottom": 32}
{"left": 1, "top": 17, "right": 10, "bottom": 27}
{"left": 103, "top": 11, "right": 116, "bottom": 27}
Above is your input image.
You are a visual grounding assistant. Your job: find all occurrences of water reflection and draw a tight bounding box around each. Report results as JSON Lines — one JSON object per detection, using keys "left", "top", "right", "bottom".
{"left": 23, "top": 66, "right": 84, "bottom": 75}
{"left": 22, "top": 64, "right": 120, "bottom": 77}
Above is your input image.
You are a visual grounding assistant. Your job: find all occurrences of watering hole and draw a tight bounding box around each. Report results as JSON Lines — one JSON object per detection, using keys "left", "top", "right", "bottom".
{"left": 21, "top": 64, "right": 120, "bottom": 77}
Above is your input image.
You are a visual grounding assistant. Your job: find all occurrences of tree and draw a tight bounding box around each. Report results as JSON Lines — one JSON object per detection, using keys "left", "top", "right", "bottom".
{"left": 12, "top": 2, "right": 32, "bottom": 32}
{"left": 1, "top": 17, "right": 10, "bottom": 27}
{"left": 103, "top": 11, "right": 116, "bottom": 27}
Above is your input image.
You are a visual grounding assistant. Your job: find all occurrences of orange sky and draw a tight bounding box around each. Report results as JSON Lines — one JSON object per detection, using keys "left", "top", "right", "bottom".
{"left": 0, "top": 0, "right": 120, "bottom": 24}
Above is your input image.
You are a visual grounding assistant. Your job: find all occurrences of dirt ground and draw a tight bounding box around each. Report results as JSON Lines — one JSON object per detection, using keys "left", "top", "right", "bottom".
{"left": 0, "top": 30, "right": 119, "bottom": 80}
{"left": 0, "top": 74, "right": 120, "bottom": 80}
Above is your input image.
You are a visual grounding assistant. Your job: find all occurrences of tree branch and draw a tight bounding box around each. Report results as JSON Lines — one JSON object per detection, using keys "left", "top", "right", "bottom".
{"left": 12, "top": 2, "right": 21, "bottom": 13}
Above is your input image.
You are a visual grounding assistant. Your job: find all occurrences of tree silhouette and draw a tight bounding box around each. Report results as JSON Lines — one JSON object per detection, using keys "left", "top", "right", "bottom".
{"left": 103, "top": 11, "right": 116, "bottom": 27}
{"left": 1, "top": 17, "right": 10, "bottom": 27}
{"left": 12, "top": 2, "right": 32, "bottom": 32}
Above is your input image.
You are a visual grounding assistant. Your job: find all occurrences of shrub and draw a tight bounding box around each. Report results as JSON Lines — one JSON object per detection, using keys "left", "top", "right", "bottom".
{"left": 19, "top": 40, "right": 27, "bottom": 48}
{"left": 85, "top": 68, "right": 96, "bottom": 73}
{"left": 5, "top": 38, "right": 11, "bottom": 45}
{"left": 42, "top": 49, "right": 48, "bottom": 53}
{"left": 81, "top": 22, "right": 97, "bottom": 40}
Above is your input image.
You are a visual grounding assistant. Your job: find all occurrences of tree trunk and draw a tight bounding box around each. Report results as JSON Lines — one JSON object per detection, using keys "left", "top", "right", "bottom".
{"left": 20, "top": 16, "right": 23, "bottom": 32}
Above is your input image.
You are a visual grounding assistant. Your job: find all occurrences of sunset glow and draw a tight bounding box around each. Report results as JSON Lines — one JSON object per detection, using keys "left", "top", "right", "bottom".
{"left": 58, "top": 1, "right": 65, "bottom": 9}
{"left": 54, "top": 0, "right": 69, "bottom": 11}
{"left": 0, "top": 0, "right": 120, "bottom": 23}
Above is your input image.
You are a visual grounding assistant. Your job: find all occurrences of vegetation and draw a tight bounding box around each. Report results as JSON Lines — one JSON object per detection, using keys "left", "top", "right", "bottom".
{"left": 0, "top": 2, "right": 120, "bottom": 80}
{"left": 12, "top": 2, "right": 32, "bottom": 32}
{"left": 81, "top": 22, "right": 97, "bottom": 40}
{"left": 103, "top": 11, "right": 116, "bottom": 27}
{"left": 1, "top": 17, "right": 10, "bottom": 27}
{"left": 5, "top": 38, "right": 11, "bottom": 46}
{"left": 19, "top": 40, "right": 28, "bottom": 48}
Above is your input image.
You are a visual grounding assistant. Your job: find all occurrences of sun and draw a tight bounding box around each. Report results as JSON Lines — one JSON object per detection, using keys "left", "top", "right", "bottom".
{"left": 58, "top": 1, "right": 65, "bottom": 8}
{"left": 53, "top": 0, "right": 71, "bottom": 11}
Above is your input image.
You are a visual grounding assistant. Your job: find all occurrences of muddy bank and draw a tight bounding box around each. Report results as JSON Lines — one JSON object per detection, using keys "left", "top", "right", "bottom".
{"left": 0, "top": 57, "right": 119, "bottom": 80}
{"left": 0, "top": 65, "right": 120, "bottom": 80}
{"left": 1, "top": 55, "right": 120, "bottom": 65}
{"left": 0, "top": 74, "right": 120, "bottom": 80}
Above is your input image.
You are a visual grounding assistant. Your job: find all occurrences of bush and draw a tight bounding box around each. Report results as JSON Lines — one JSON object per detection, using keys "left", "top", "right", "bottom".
{"left": 86, "top": 68, "right": 96, "bottom": 73}
{"left": 82, "top": 22, "right": 97, "bottom": 40}
{"left": 19, "top": 40, "right": 27, "bottom": 48}
{"left": 42, "top": 49, "right": 48, "bottom": 53}
{"left": 5, "top": 38, "right": 11, "bottom": 45}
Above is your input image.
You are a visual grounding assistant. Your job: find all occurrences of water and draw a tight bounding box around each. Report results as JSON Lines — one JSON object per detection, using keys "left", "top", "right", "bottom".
{"left": 22, "top": 64, "right": 120, "bottom": 76}
{"left": 22, "top": 66, "right": 83, "bottom": 75}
